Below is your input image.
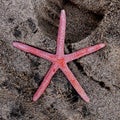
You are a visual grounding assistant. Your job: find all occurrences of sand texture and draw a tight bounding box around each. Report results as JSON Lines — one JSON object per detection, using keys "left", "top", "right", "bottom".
{"left": 0, "top": 0, "right": 120, "bottom": 120}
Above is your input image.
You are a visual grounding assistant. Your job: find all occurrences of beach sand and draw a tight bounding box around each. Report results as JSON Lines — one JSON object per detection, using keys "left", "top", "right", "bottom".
{"left": 0, "top": 0, "right": 120, "bottom": 119}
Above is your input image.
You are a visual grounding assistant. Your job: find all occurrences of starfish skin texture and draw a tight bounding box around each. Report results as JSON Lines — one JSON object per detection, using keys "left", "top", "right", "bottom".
{"left": 13, "top": 10, "right": 105, "bottom": 102}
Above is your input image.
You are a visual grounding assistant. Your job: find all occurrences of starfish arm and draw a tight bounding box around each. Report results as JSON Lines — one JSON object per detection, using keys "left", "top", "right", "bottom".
{"left": 65, "top": 43, "right": 105, "bottom": 62}
{"left": 33, "top": 63, "right": 59, "bottom": 101}
{"left": 56, "top": 10, "right": 66, "bottom": 57}
{"left": 60, "top": 64, "right": 90, "bottom": 102}
{"left": 13, "top": 42, "right": 55, "bottom": 62}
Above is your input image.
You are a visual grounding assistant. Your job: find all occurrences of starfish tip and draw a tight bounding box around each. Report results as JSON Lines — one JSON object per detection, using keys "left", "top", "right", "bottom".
{"left": 99, "top": 43, "right": 106, "bottom": 48}
{"left": 85, "top": 97, "right": 90, "bottom": 103}
{"left": 13, "top": 42, "right": 23, "bottom": 49}
{"left": 82, "top": 94, "right": 90, "bottom": 103}
{"left": 32, "top": 96, "right": 38, "bottom": 102}
{"left": 13, "top": 42, "right": 18, "bottom": 47}
{"left": 61, "top": 9, "right": 65, "bottom": 14}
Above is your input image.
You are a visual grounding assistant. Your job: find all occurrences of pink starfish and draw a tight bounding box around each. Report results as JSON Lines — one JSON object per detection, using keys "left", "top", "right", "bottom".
{"left": 13, "top": 10, "right": 105, "bottom": 102}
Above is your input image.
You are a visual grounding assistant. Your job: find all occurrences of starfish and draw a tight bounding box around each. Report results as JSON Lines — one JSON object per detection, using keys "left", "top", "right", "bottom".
{"left": 13, "top": 10, "right": 105, "bottom": 102}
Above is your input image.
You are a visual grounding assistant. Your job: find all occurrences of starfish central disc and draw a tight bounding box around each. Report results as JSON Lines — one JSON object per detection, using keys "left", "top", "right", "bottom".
{"left": 56, "top": 58, "right": 66, "bottom": 67}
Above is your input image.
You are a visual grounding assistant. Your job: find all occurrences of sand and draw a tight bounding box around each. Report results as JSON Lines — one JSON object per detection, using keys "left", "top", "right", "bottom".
{"left": 0, "top": 0, "right": 120, "bottom": 120}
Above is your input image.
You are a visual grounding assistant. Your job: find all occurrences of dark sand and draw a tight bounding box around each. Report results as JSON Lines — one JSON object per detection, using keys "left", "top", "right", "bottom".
{"left": 0, "top": 0, "right": 120, "bottom": 120}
